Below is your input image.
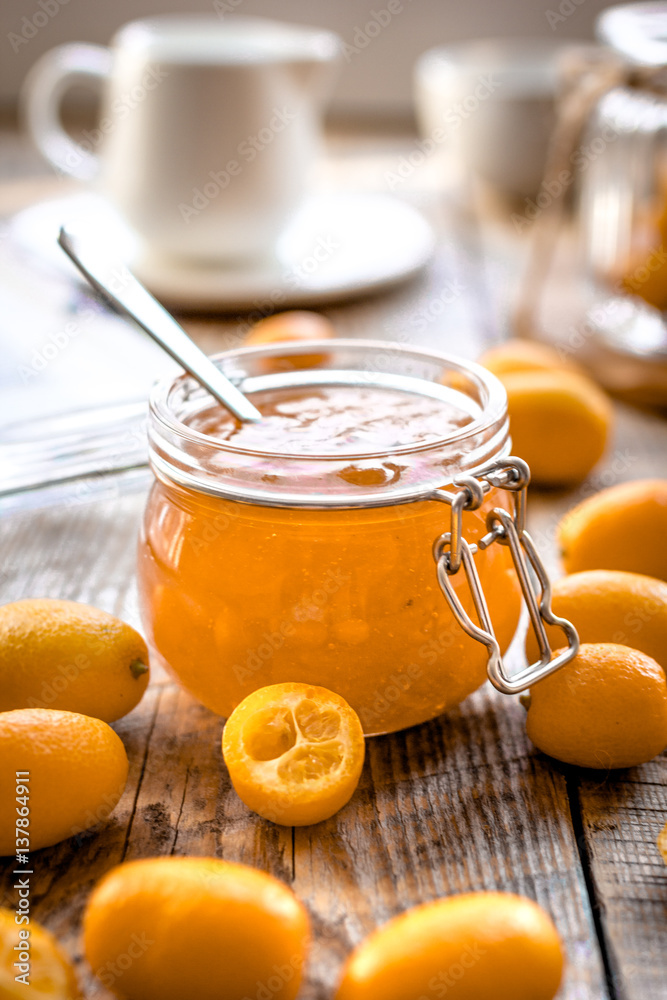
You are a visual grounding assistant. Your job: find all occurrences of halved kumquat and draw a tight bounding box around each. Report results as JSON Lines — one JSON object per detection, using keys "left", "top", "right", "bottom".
{"left": 222, "top": 682, "right": 365, "bottom": 826}
{"left": 0, "top": 908, "right": 78, "bottom": 1000}
{"left": 658, "top": 821, "right": 667, "bottom": 866}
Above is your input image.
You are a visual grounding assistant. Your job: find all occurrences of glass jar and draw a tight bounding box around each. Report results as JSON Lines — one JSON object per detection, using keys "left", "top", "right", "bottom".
{"left": 581, "top": 85, "right": 667, "bottom": 312}
{"left": 137, "top": 340, "right": 544, "bottom": 735}
{"left": 579, "top": 5, "right": 667, "bottom": 338}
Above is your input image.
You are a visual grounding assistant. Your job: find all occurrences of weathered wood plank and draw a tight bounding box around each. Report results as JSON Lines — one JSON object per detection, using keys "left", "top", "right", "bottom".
{"left": 122, "top": 680, "right": 293, "bottom": 876}
{"left": 576, "top": 760, "right": 667, "bottom": 1000}
{"left": 293, "top": 688, "right": 608, "bottom": 1000}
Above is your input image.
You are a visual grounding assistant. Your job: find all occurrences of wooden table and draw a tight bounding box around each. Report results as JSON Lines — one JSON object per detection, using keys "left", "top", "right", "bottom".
{"left": 1, "top": 127, "right": 666, "bottom": 999}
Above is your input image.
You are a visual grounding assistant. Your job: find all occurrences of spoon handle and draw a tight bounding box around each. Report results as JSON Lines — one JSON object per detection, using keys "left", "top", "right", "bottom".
{"left": 58, "top": 227, "right": 262, "bottom": 424}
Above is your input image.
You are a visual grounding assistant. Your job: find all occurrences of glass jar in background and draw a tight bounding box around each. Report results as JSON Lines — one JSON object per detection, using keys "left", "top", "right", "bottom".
{"left": 581, "top": 66, "right": 667, "bottom": 309}
{"left": 576, "top": 2, "right": 667, "bottom": 388}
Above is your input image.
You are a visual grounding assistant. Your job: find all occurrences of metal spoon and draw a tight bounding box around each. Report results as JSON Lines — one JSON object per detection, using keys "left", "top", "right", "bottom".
{"left": 58, "top": 227, "right": 262, "bottom": 424}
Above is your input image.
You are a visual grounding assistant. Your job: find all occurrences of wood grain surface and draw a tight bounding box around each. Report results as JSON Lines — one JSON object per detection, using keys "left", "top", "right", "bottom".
{"left": 0, "top": 488, "right": 606, "bottom": 999}
{"left": 1, "top": 401, "right": 666, "bottom": 1000}
{"left": 1, "top": 132, "right": 666, "bottom": 999}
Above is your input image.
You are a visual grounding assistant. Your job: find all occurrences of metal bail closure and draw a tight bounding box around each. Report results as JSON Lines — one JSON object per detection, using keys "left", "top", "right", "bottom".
{"left": 432, "top": 460, "right": 579, "bottom": 695}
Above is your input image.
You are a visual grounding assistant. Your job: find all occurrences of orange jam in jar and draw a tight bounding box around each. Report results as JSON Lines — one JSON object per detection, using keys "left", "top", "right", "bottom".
{"left": 137, "top": 341, "right": 521, "bottom": 734}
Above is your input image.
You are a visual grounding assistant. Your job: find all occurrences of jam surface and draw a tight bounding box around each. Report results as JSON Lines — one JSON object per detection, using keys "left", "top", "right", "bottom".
{"left": 187, "top": 384, "right": 475, "bottom": 455}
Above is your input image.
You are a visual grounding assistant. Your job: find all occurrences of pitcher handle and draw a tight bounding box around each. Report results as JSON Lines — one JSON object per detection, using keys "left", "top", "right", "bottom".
{"left": 21, "top": 43, "right": 112, "bottom": 181}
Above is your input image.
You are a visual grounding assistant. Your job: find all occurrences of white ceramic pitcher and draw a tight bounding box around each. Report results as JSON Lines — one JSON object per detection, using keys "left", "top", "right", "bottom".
{"left": 22, "top": 16, "right": 341, "bottom": 263}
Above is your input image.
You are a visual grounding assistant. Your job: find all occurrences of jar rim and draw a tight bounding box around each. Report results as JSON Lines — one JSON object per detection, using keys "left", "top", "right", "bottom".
{"left": 148, "top": 339, "right": 510, "bottom": 508}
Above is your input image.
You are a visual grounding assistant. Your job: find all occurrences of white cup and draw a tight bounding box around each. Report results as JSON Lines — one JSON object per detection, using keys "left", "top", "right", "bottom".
{"left": 414, "top": 39, "right": 562, "bottom": 199}
{"left": 22, "top": 15, "right": 341, "bottom": 263}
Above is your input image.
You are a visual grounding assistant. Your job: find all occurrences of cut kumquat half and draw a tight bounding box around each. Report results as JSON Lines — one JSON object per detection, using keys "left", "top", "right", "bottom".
{"left": 0, "top": 907, "right": 79, "bottom": 1000}
{"left": 222, "top": 682, "right": 365, "bottom": 826}
{"left": 659, "top": 821, "right": 667, "bottom": 866}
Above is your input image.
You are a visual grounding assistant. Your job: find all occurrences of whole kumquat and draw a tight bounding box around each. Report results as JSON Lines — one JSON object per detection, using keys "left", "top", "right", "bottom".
{"left": 335, "top": 892, "right": 564, "bottom": 1000}
{"left": 84, "top": 856, "right": 310, "bottom": 1000}
{"left": 526, "top": 569, "right": 667, "bottom": 670}
{"left": 526, "top": 643, "right": 667, "bottom": 769}
{"left": 0, "top": 598, "right": 149, "bottom": 722}
{"left": 0, "top": 708, "right": 128, "bottom": 855}
{"left": 559, "top": 479, "right": 667, "bottom": 580}
{"left": 244, "top": 310, "right": 335, "bottom": 370}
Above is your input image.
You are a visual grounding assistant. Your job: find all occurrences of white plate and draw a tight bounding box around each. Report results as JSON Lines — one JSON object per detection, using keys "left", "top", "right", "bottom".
{"left": 9, "top": 190, "right": 435, "bottom": 311}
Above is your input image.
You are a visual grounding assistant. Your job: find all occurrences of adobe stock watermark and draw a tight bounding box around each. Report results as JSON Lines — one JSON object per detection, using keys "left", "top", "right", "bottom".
{"left": 234, "top": 233, "right": 340, "bottom": 335}
{"left": 550, "top": 247, "right": 667, "bottom": 365}
{"left": 546, "top": 0, "right": 587, "bottom": 31}
{"left": 408, "top": 280, "right": 466, "bottom": 334}
{"left": 17, "top": 303, "right": 101, "bottom": 384}
{"left": 232, "top": 567, "right": 350, "bottom": 684}
{"left": 529, "top": 446, "right": 638, "bottom": 553}
{"left": 24, "top": 602, "right": 147, "bottom": 710}
{"left": 8, "top": 0, "right": 71, "bottom": 55}
{"left": 70, "top": 791, "right": 126, "bottom": 847}
{"left": 361, "top": 662, "right": 424, "bottom": 731}
{"left": 385, "top": 75, "right": 501, "bottom": 190}
{"left": 360, "top": 599, "right": 475, "bottom": 731}
{"left": 342, "top": 0, "right": 412, "bottom": 62}
{"left": 512, "top": 120, "right": 622, "bottom": 233}
{"left": 213, "top": 0, "right": 244, "bottom": 18}
{"left": 18, "top": 264, "right": 132, "bottom": 382}
{"left": 179, "top": 106, "right": 297, "bottom": 223}
{"left": 416, "top": 941, "right": 487, "bottom": 999}
{"left": 94, "top": 932, "right": 154, "bottom": 990}
{"left": 623, "top": 244, "right": 667, "bottom": 296}
{"left": 52, "top": 66, "right": 169, "bottom": 178}
{"left": 240, "top": 954, "right": 304, "bottom": 1000}
{"left": 61, "top": 413, "right": 148, "bottom": 509}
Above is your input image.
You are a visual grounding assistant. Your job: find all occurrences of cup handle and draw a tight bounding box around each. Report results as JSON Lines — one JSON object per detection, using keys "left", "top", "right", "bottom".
{"left": 21, "top": 43, "right": 112, "bottom": 182}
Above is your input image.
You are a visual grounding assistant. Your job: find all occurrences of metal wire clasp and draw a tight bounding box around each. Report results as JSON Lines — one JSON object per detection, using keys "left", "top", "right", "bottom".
{"left": 431, "top": 457, "right": 579, "bottom": 695}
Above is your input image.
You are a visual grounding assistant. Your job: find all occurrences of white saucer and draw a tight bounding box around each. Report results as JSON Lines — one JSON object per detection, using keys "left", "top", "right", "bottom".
{"left": 9, "top": 190, "right": 435, "bottom": 311}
